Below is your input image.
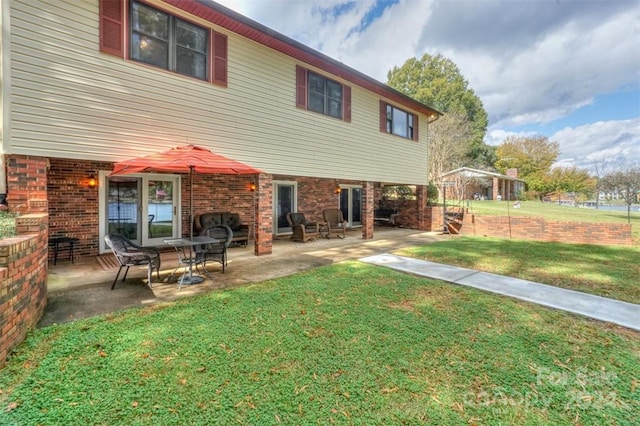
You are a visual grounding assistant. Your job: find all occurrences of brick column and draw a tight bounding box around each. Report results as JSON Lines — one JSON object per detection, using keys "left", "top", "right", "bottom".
{"left": 415, "top": 185, "right": 428, "bottom": 230}
{"left": 492, "top": 177, "right": 499, "bottom": 200}
{"left": 361, "top": 181, "right": 374, "bottom": 239}
{"left": 254, "top": 173, "right": 273, "bottom": 256}
{"left": 6, "top": 155, "right": 49, "bottom": 214}
{"left": 0, "top": 213, "right": 48, "bottom": 367}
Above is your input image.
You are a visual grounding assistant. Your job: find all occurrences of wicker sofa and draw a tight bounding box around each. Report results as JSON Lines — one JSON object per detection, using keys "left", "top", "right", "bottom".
{"left": 374, "top": 208, "right": 399, "bottom": 225}
{"left": 194, "top": 212, "right": 249, "bottom": 246}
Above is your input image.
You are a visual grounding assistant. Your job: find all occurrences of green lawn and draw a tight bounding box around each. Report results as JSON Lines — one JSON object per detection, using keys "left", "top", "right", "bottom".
{"left": 1, "top": 262, "right": 638, "bottom": 425}
{"left": 397, "top": 237, "right": 640, "bottom": 304}
{"left": 0, "top": 212, "right": 16, "bottom": 239}
{"left": 458, "top": 200, "right": 640, "bottom": 245}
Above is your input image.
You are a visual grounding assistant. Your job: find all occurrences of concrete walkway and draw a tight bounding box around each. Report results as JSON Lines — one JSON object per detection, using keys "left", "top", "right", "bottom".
{"left": 360, "top": 254, "right": 640, "bottom": 332}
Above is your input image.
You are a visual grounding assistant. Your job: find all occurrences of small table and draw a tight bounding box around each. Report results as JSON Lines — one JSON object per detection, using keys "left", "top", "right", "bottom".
{"left": 163, "top": 236, "right": 219, "bottom": 288}
{"left": 49, "top": 236, "right": 80, "bottom": 265}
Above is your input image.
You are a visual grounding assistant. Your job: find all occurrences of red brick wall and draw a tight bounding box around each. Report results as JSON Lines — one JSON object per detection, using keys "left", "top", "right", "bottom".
{"left": 274, "top": 175, "right": 345, "bottom": 223}
{"left": 44, "top": 158, "right": 259, "bottom": 259}
{"left": 254, "top": 174, "right": 273, "bottom": 256}
{"left": 189, "top": 173, "right": 257, "bottom": 238}
{"left": 377, "top": 200, "right": 443, "bottom": 232}
{"left": 47, "top": 158, "right": 109, "bottom": 260}
{"left": 459, "top": 214, "right": 633, "bottom": 246}
{"left": 0, "top": 214, "right": 48, "bottom": 367}
{"left": 11, "top": 154, "right": 437, "bottom": 260}
{"left": 362, "top": 181, "right": 374, "bottom": 239}
{"left": 7, "top": 156, "right": 49, "bottom": 214}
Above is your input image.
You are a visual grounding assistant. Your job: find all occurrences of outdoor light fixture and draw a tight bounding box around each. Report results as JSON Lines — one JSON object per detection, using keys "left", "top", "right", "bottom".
{"left": 335, "top": 186, "right": 342, "bottom": 194}
{"left": 88, "top": 173, "right": 97, "bottom": 188}
{"left": 249, "top": 183, "right": 256, "bottom": 192}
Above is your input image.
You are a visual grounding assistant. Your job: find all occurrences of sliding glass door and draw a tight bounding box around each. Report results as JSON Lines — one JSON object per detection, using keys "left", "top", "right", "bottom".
{"left": 339, "top": 185, "right": 362, "bottom": 227}
{"left": 273, "top": 181, "right": 297, "bottom": 235}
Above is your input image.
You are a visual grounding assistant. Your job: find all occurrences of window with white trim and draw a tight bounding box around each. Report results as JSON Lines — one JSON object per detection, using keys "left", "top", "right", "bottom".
{"left": 296, "top": 65, "right": 351, "bottom": 122}
{"left": 99, "top": 0, "right": 227, "bottom": 85}
{"left": 131, "top": 1, "right": 208, "bottom": 80}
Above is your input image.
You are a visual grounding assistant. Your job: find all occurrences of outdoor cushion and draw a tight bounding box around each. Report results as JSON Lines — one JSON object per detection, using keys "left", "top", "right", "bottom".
{"left": 195, "top": 212, "right": 249, "bottom": 246}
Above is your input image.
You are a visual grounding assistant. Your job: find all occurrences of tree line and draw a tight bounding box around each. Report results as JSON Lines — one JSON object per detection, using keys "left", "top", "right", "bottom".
{"left": 386, "top": 53, "right": 640, "bottom": 218}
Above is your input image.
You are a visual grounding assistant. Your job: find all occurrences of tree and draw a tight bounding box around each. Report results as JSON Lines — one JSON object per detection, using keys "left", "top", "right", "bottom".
{"left": 495, "top": 135, "right": 561, "bottom": 199}
{"left": 386, "top": 54, "right": 491, "bottom": 171}
{"left": 495, "top": 135, "right": 560, "bottom": 178}
{"left": 426, "top": 111, "right": 472, "bottom": 182}
{"left": 601, "top": 165, "right": 640, "bottom": 223}
{"left": 591, "top": 159, "right": 614, "bottom": 209}
{"left": 541, "top": 166, "right": 596, "bottom": 203}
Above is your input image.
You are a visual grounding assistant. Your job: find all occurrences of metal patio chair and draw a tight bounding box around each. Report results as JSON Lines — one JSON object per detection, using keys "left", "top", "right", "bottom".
{"left": 104, "top": 234, "right": 161, "bottom": 290}
{"left": 196, "top": 224, "right": 234, "bottom": 274}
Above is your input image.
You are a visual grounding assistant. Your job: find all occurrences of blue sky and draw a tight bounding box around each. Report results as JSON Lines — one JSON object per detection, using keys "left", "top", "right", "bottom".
{"left": 217, "top": 0, "right": 640, "bottom": 172}
{"left": 512, "top": 89, "right": 640, "bottom": 135}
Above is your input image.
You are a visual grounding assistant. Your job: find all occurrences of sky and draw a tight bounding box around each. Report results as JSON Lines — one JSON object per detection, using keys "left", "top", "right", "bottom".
{"left": 215, "top": 0, "right": 640, "bottom": 173}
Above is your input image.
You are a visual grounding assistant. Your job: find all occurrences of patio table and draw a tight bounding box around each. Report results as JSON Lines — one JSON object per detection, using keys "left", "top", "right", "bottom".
{"left": 163, "top": 236, "right": 219, "bottom": 288}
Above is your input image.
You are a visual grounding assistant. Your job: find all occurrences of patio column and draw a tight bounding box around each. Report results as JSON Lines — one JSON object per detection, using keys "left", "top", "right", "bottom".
{"left": 6, "top": 155, "right": 49, "bottom": 214}
{"left": 254, "top": 173, "right": 273, "bottom": 256}
{"left": 416, "top": 185, "right": 428, "bottom": 230}
{"left": 492, "top": 177, "right": 499, "bottom": 200}
{"left": 361, "top": 181, "right": 374, "bottom": 239}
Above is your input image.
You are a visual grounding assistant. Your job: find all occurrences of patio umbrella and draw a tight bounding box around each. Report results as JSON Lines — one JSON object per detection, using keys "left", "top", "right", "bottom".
{"left": 110, "top": 144, "right": 261, "bottom": 238}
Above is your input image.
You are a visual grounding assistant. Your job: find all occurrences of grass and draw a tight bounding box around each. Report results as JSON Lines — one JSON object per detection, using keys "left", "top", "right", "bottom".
{"left": 0, "top": 212, "right": 16, "bottom": 239}
{"left": 458, "top": 200, "right": 640, "bottom": 245}
{"left": 1, "top": 262, "right": 639, "bottom": 425}
{"left": 397, "top": 237, "right": 640, "bottom": 304}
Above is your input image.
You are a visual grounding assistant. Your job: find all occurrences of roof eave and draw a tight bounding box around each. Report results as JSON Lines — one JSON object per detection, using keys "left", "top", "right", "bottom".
{"left": 164, "top": 0, "right": 441, "bottom": 118}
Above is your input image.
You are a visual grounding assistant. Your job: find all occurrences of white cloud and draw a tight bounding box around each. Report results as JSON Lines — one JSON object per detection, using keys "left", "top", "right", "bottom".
{"left": 470, "top": 10, "right": 640, "bottom": 127}
{"left": 550, "top": 118, "right": 640, "bottom": 169}
{"left": 486, "top": 118, "right": 640, "bottom": 171}
{"left": 484, "top": 128, "right": 538, "bottom": 146}
{"left": 213, "top": 0, "right": 640, "bottom": 171}
{"left": 217, "top": 0, "right": 432, "bottom": 83}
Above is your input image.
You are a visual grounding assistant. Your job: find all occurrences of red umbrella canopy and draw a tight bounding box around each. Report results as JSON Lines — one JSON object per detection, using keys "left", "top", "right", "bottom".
{"left": 110, "top": 144, "right": 261, "bottom": 176}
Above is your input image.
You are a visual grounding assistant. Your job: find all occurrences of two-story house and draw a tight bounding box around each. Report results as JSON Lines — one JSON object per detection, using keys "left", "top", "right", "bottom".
{"left": 0, "top": 0, "right": 440, "bottom": 259}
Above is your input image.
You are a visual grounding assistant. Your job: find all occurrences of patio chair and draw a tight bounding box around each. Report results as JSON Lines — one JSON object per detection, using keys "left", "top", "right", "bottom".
{"left": 196, "top": 224, "right": 233, "bottom": 274}
{"left": 322, "top": 208, "right": 347, "bottom": 239}
{"left": 286, "top": 212, "right": 320, "bottom": 242}
{"left": 104, "top": 234, "right": 161, "bottom": 290}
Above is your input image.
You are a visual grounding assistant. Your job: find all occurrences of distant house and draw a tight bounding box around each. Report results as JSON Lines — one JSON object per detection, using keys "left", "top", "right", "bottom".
{"left": 440, "top": 167, "right": 526, "bottom": 201}
{"left": 0, "top": 0, "right": 441, "bottom": 259}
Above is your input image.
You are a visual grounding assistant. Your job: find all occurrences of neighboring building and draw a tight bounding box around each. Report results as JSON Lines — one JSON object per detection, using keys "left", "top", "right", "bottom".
{"left": 0, "top": 0, "right": 440, "bottom": 258}
{"left": 440, "top": 167, "right": 526, "bottom": 201}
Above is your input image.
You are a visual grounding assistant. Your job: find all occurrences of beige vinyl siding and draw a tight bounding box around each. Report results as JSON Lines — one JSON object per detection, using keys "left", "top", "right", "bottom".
{"left": 7, "top": 0, "right": 429, "bottom": 185}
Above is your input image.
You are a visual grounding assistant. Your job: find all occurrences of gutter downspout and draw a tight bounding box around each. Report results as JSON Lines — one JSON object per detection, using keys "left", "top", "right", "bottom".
{"left": 0, "top": 0, "right": 9, "bottom": 209}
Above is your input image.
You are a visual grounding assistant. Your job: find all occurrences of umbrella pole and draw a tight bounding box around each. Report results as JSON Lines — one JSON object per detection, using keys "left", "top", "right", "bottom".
{"left": 189, "top": 165, "right": 194, "bottom": 239}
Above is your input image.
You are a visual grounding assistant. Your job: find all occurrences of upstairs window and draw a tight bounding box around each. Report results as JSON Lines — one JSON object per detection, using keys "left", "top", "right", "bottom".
{"left": 296, "top": 66, "right": 351, "bottom": 122}
{"left": 380, "top": 101, "right": 418, "bottom": 141}
{"left": 99, "top": 0, "right": 227, "bottom": 86}
{"left": 131, "top": 1, "right": 207, "bottom": 80}
{"left": 308, "top": 72, "right": 343, "bottom": 119}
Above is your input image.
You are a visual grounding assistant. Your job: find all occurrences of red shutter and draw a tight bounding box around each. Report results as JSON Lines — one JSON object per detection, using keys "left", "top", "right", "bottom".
{"left": 379, "top": 100, "right": 387, "bottom": 133}
{"left": 99, "top": 0, "right": 125, "bottom": 58}
{"left": 296, "top": 65, "right": 307, "bottom": 109}
{"left": 343, "top": 85, "right": 351, "bottom": 122}
{"left": 212, "top": 31, "right": 228, "bottom": 86}
{"left": 413, "top": 113, "right": 419, "bottom": 141}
